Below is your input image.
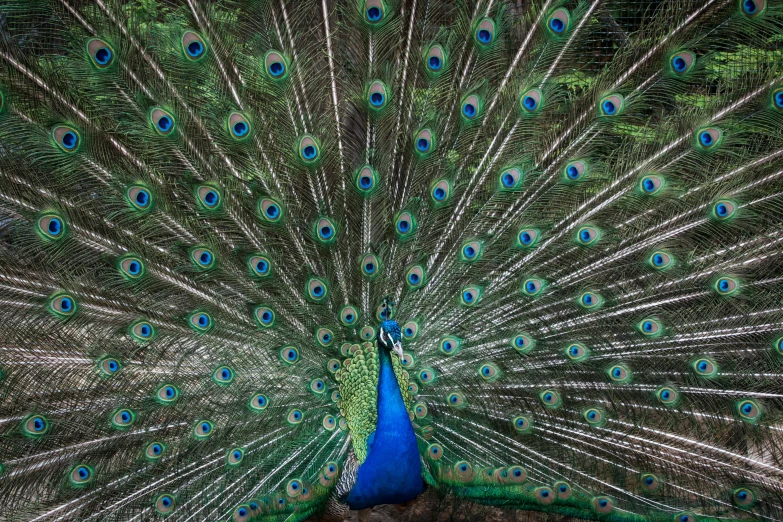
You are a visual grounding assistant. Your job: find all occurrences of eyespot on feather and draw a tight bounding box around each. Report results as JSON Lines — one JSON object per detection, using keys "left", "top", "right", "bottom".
{"left": 188, "top": 311, "right": 213, "bottom": 333}
{"left": 193, "top": 420, "right": 214, "bottom": 439}
{"left": 227, "top": 112, "right": 251, "bottom": 140}
{"left": 355, "top": 166, "right": 379, "bottom": 195}
{"left": 405, "top": 265, "right": 426, "bottom": 289}
{"left": 563, "top": 160, "right": 588, "bottom": 182}
{"left": 97, "top": 356, "right": 121, "bottom": 377}
{"left": 424, "top": 44, "right": 447, "bottom": 74}
{"left": 513, "top": 334, "right": 535, "bottom": 354}
{"left": 212, "top": 365, "right": 234, "bottom": 386}
{"left": 182, "top": 31, "right": 207, "bottom": 61}
{"left": 264, "top": 50, "right": 289, "bottom": 80}
{"left": 367, "top": 80, "right": 390, "bottom": 110}
{"left": 86, "top": 38, "right": 115, "bottom": 68}
{"left": 460, "top": 285, "right": 482, "bottom": 306}
{"left": 69, "top": 464, "right": 94, "bottom": 486}
{"left": 37, "top": 213, "right": 66, "bottom": 240}
{"left": 474, "top": 18, "right": 496, "bottom": 47}
{"left": 149, "top": 108, "right": 176, "bottom": 136}
{"left": 127, "top": 185, "right": 153, "bottom": 211}
{"left": 711, "top": 199, "right": 737, "bottom": 221}
{"left": 306, "top": 277, "right": 329, "bottom": 302}
{"left": 155, "top": 494, "right": 175, "bottom": 514}
{"left": 249, "top": 393, "right": 269, "bottom": 412}
{"left": 546, "top": 8, "right": 571, "bottom": 36}
{"left": 413, "top": 128, "right": 435, "bottom": 156}
{"left": 461, "top": 94, "right": 482, "bottom": 120}
{"left": 298, "top": 134, "right": 321, "bottom": 164}
{"left": 431, "top": 179, "right": 452, "bottom": 204}
{"left": 499, "top": 167, "right": 524, "bottom": 191}
{"left": 52, "top": 125, "right": 81, "bottom": 152}
{"left": 49, "top": 293, "right": 77, "bottom": 318}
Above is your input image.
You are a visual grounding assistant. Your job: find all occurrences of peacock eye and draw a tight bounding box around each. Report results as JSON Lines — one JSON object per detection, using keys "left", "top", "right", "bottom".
{"left": 564, "top": 160, "right": 588, "bottom": 181}
{"left": 355, "top": 166, "right": 379, "bottom": 195}
{"left": 607, "top": 364, "right": 630, "bottom": 382}
{"left": 522, "top": 278, "right": 545, "bottom": 296}
{"left": 182, "top": 31, "right": 207, "bottom": 60}
{"left": 547, "top": 8, "right": 570, "bottom": 35}
{"left": 213, "top": 366, "right": 234, "bottom": 384}
{"left": 712, "top": 199, "right": 737, "bottom": 221}
{"left": 740, "top": 0, "right": 766, "bottom": 17}
{"left": 150, "top": 108, "right": 176, "bottom": 135}
{"left": 540, "top": 390, "right": 561, "bottom": 408}
{"left": 513, "top": 334, "right": 535, "bottom": 353}
{"left": 669, "top": 51, "right": 695, "bottom": 75}
{"left": 555, "top": 481, "right": 572, "bottom": 499}
{"left": 402, "top": 321, "right": 419, "bottom": 339}
{"left": 395, "top": 211, "right": 417, "bottom": 237}
{"left": 87, "top": 38, "right": 114, "bottom": 68}
{"left": 254, "top": 306, "right": 275, "bottom": 328}
{"left": 405, "top": 265, "right": 426, "bottom": 288}
{"left": 364, "top": 0, "right": 387, "bottom": 24}
{"left": 640, "top": 174, "right": 664, "bottom": 195}
{"left": 194, "top": 420, "right": 214, "bottom": 438}
{"left": 127, "top": 186, "right": 153, "bottom": 210}
{"left": 499, "top": 167, "right": 524, "bottom": 190}
{"left": 280, "top": 346, "right": 300, "bottom": 364}
{"left": 578, "top": 291, "right": 602, "bottom": 309}
{"left": 520, "top": 89, "right": 543, "bottom": 114}
{"left": 368, "top": 80, "right": 389, "bottom": 110}
{"left": 413, "top": 129, "right": 435, "bottom": 155}
{"left": 474, "top": 18, "right": 496, "bottom": 46}
{"left": 576, "top": 226, "right": 599, "bottom": 245}
{"left": 188, "top": 311, "right": 213, "bottom": 333}
{"left": 259, "top": 197, "right": 284, "bottom": 223}
{"left": 425, "top": 44, "right": 446, "bottom": 73}
{"left": 696, "top": 127, "right": 722, "bottom": 150}
{"left": 287, "top": 409, "right": 304, "bottom": 424}
{"left": 49, "top": 293, "right": 77, "bottom": 317}
{"left": 566, "top": 342, "right": 587, "bottom": 361}
{"left": 264, "top": 50, "right": 288, "bottom": 79}
{"left": 461, "top": 94, "right": 481, "bottom": 120}
{"left": 599, "top": 94, "right": 624, "bottom": 117}
{"left": 307, "top": 278, "right": 329, "bottom": 301}
{"left": 517, "top": 228, "right": 540, "bottom": 248}
{"left": 52, "top": 125, "right": 81, "bottom": 152}
{"left": 431, "top": 179, "right": 451, "bottom": 204}
{"left": 692, "top": 357, "right": 718, "bottom": 377}
{"left": 460, "top": 286, "right": 482, "bottom": 306}
{"left": 298, "top": 134, "right": 321, "bottom": 163}
{"left": 638, "top": 317, "right": 661, "bottom": 336}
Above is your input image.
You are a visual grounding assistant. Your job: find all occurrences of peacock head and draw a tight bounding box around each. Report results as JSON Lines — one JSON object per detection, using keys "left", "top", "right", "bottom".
{"left": 379, "top": 320, "right": 404, "bottom": 359}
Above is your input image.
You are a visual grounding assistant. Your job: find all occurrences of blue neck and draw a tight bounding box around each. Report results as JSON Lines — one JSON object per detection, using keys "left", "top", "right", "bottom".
{"left": 345, "top": 348, "right": 423, "bottom": 509}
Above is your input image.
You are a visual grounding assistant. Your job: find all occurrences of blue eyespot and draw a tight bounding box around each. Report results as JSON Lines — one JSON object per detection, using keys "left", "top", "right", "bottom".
{"left": 187, "top": 41, "right": 203, "bottom": 58}
{"left": 602, "top": 100, "right": 616, "bottom": 115}
{"left": 463, "top": 103, "right": 476, "bottom": 118}
{"left": 699, "top": 131, "right": 713, "bottom": 146}
{"left": 550, "top": 18, "right": 564, "bottom": 33}
{"left": 232, "top": 121, "right": 248, "bottom": 137}
{"left": 157, "top": 116, "right": 172, "bottom": 133}
{"left": 429, "top": 56, "right": 441, "bottom": 70}
{"left": 370, "top": 92, "right": 384, "bottom": 106}
{"left": 477, "top": 29, "right": 491, "bottom": 43}
{"left": 743, "top": 0, "right": 759, "bottom": 15}
{"left": 135, "top": 189, "right": 150, "bottom": 207}
{"left": 95, "top": 47, "right": 112, "bottom": 65}
{"left": 416, "top": 138, "right": 429, "bottom": 151}
{"left": 201, "top": 422, "right": 211, "bottom": 433}
{"left": 266, "top": 205, "right": 279, "bottom": 218}
{"left": 367, "top": 7, "right": 381, "bottom": 21}
{"left": 269, "top": 61, "right": 284, "bottom": 76}
{"left": 523, "top": 96, "right": 537, "bottom": 111}
{"left": 398, "top": 220, "right": 410, "bottom": 232}
{"left": 359, "top": 175, "right": 372, "bottom": 188}
{"left": 502, "top": 173, "right": 515, "bottom": 187}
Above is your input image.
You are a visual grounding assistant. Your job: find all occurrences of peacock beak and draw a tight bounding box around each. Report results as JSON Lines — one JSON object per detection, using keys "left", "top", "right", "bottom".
{"left": 393, "top": 341, "right": 404, "bottom": 359}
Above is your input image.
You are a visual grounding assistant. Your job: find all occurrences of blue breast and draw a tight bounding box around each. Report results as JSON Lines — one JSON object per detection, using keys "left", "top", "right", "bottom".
{"left": 345, "top": 347, "right": 424, "bottom": 510}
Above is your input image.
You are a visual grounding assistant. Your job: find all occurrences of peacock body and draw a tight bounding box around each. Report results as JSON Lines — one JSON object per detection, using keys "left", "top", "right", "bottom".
{"left": 0, "top": 0, "right": 783, "bottom": 520}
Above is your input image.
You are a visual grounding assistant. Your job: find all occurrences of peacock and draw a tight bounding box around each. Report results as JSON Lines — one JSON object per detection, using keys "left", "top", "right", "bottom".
{"left": 1, "top": 0, "right": 783, "bottom": 520}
